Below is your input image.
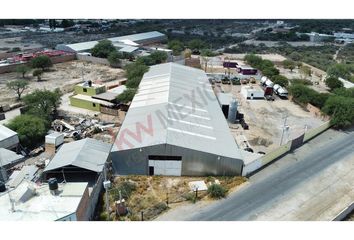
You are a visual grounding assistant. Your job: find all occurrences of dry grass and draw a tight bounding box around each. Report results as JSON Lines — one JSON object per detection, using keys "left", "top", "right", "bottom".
{"left": 107, "top": 175, "right": 246, "bottom": 221}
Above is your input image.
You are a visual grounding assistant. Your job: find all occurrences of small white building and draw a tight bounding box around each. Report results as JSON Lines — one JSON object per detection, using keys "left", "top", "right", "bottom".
{"left": 241, "top": 86, "right": 264, "bottom": 100}
{"left": 0, "top": 181, "right": 90, "bottom": 221}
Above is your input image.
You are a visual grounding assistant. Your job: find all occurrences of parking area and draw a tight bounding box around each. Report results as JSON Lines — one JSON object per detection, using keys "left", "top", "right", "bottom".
{"left": 217, "top": 82, "right": 325, "bottom": 153}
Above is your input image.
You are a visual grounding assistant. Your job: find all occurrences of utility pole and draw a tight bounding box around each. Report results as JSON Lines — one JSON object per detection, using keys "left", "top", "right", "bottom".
{"left": 280, "top": 115, "right": 288, "bottom": 146}
{"left": 103, "top": 162, "right": 110, "bottom": 221}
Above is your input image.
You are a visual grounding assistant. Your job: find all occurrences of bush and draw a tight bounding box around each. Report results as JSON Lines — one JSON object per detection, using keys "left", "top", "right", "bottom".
{"left": 322, "top": 95, "right": 354, "bottom": 128}
{"left": 107, "top": 51, "right": 122, "bottom": 67}
{"left": 272, "top": 75, "right": 289, "bottom": 87}
{"left": 325, "top": 77, "right": 344, "bottom": 91}
{"left": 291, "top": 78, "right": 313, "bottom": 85}
{"left": 91, "top": 40, "right": 116, "bottom": 58}
{"left": 207, "top": 184, "right": 227, "bottom": 199}
{"left": 288, "top": 84, "right": 329, "bottom": 108}
{"left": 111, "top": 181, "right": 137, "bottom": 200}
{"left": 6, "top": 114, "right": 48, "bottom": 148}
{"left": 30, "top": 55, "right": 52, "bottom": 71}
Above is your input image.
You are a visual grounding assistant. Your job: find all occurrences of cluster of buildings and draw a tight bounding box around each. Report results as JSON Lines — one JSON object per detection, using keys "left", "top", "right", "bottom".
{"left": 56, "top": 31, "right": 170, "bottom": 56}
{"left": 307, "top": 31, "right": 354, "bottom": 44}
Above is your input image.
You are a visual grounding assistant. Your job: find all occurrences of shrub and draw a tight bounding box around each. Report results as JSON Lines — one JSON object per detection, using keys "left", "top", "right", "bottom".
{"left": 291, "top": 78, "right": 313, "bottom": 85}
{"left": 30, "top": 55, "right": 52, "bottom": 71}
{"left": 272, "top": 75, "right": 289, "bottom": 87}
{"left": 322, "top": 95, "right": 354, "bottom": 128}
{"left": 207, "top": 184, "right": 227, "bottom": 199}
{"left": 91, "top": 40, "right": 116, "bottom": 58}
{"left": 325, "top": 77, "right": 344, "bottom": 91}
{"left": 111, "top": 181, "right": 137, "bottom": 200}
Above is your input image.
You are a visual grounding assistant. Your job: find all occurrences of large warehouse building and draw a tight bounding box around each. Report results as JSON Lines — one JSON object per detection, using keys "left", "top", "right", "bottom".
{"left": 110, "top": 63, "right": 244, "bottom": 176}
{"left": 56, "top": 31, "right": 166, "bottom": 54}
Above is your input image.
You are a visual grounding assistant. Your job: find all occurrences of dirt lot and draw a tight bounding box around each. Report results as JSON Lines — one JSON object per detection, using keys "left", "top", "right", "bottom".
{"left": 99, "top": 175, "right": 246, "bottom": 221}
{"left": 220, "top": 83, "right": 325, "bottom": 153}
{"left": 0, "top": 36, "right": 43, "bottom": 53}
{"left": 0, "top": 60, "right": 125, "bottom": 106}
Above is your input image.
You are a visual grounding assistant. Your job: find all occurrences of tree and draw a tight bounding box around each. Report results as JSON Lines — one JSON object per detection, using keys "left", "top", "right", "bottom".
{"left": 149, "top": 51, "right": 168, "bottom": 64}
{"left": 326, "top": 64, "right": 351, "bottom": 80}
{"left": 61, "top": 19, "right": 75, "bottom": 28}
{"left": 107, "top": 51, "right": 122, "bottom": 67}
{"left": 6, "top": 114, "right": 48, "bottom": 148}
{"left": 282, "top": 59, "right": 296, "bottom": 72}
{"left": 6, "top": 80, "right": 29, "bottom": 100}
{"left": 184, "top": 49, "right": 192, "bottom": 59}
{"left": 125, "top": 63, "right": 149, "bottom": 80}
{"left": 272, "top": 75, "right": 289, "bottom": 87}
{"left": 322, "top": 95, "right": 354, "bottom": 128}
{"left": 91, "top": 40, "right": 116, "bottom": 58}
{"left": 16, "top": 65, "right": 31, "bottom": 78}
{"left": 299, "top": 65, "right": 312, "bottom": 79}
{"left": 23, "top": 88, "right": 62, "bottom": 120}
{"left": 30, "top": 55, "right": 53, "bottom": 71}
{"left": 289, "top": 52, "right": 302, "bottom": 61}
{"left": 116, "top": 88, "right": 137, "bottom": 103}
{"left": 32, "top": 69, "right": 43, "bottom": 81}
{"left": 332, "top": 88, "right": 354, "bottom": 98}
{"left": 207, "top": 184, "right": 227, "bottom": 199}
{"left": 200, "top": 49, "right": 217, "bottom": 57}
{"left": 167, "top": 40, "right": 184, "bottom": 56}
{"left": 262, "top": 67, "right": 279, "bottom": 78}
{"left": 188, "top": 39, "right": 207, "bottom": 53}
{"left": 325, "top": 77, "right": 344, "bottom": 91}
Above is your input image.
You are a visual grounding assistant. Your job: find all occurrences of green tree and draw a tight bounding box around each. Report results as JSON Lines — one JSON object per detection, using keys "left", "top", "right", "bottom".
{"left": 61, "top": 19, "right": 75, "bottom": 28}
{"left": 125, "top": 63, "right": 149, "bottom": 81}
{"left": 23, "top": 88, "right": 62, "bottom": 120}
{"left": 322, "top": 96, "right": 354, "bottom": 128}
{"left": 299, "top": 65, "right": 312, "bottom": 79}
{"left": 32, "top": 69, "right": 43, "bottom": 81}
{"left": 91, "top": 40, "right": 116, "bottom": 58}
{"left": 6, "top": 114, "right": 48, "bottom": 148}
{"left": 30, "top": 55, "right": 53, "bottom": 71}
{"left": 332, "top": 88, "right": 354, "bottom": 98}
{"left": 272, "top": 75, "right": 289, "bottom": 87}
{"left": 16, "top": 65, "right": 31, "bottom": 78}
{"left": 207, "top": 184, "right": 227, "bottom": 199}
{"left": 326, "top": 64, "right": 351, "bottom": 80}
{"left": 200, "top": 49, "right": 217, "bottom": 57}
{"left": 289, "top": 52, "right": 302, "bottom": 61}
{"left": 325, "top": 77, "right": 344, "bottom": 91}
{"left": 167, "top": 40, "right": 184, "bottom": 56}
{"left": 116, "top": 88, "right": 137, "bottom": 103}
{"left": 262, "top": 67, "right": 279, "bottom": 78}
{"left": 282, "top": 59, "right": 296, "bottom": 72}
{"left": 149, "top": 51, "right": 168, "bottom": 64}
{"left": 107, "top": 51, "right": 123, "bottom": 67}
{"left": 188, "top": 39, "right": 207, "bottom": 53}
{"left": 6, "top": 79, "right": 29, "bottom": 100}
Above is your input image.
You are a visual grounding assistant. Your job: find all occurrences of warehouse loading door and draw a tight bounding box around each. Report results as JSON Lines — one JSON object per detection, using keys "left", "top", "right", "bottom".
{"left": 148, "top": 155, "right": 182, "bottom": 176}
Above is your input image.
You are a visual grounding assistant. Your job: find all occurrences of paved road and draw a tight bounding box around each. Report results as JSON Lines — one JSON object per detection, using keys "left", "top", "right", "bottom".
{"left": 156, "top": 128, "right": 354, "bottom": 221}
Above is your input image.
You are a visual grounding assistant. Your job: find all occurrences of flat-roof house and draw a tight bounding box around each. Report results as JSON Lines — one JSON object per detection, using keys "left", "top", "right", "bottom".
{"left": 111, "top": 63, "right": 244, "bottom": 176}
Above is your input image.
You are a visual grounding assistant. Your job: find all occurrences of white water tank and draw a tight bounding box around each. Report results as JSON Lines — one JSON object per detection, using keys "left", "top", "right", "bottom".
{"left": 228, "top": 98, "right": 238, "bottom": 123}
{"left": 273, "top": 84, "right": 281, "bottom": 92}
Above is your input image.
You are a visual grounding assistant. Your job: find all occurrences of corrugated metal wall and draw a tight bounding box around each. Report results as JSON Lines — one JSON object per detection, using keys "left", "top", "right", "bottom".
{"left": 111, "top": 144, "right": 243, "bottom": 176}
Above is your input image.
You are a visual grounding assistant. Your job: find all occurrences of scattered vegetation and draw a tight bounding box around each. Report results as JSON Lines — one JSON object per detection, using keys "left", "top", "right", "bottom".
{"left": 207, "top": 184, "right": 227, "bottom": 199}
{"left": 6, "top": 79, "right": 29, "bottom": 100}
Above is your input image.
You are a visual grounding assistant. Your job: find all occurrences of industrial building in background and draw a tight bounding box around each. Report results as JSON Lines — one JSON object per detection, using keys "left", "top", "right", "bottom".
{"left": 56, "top": 31, "right": 167, "bottom": 55}
{"left": 111, "top": 63, "right": 244, "bottom": 176}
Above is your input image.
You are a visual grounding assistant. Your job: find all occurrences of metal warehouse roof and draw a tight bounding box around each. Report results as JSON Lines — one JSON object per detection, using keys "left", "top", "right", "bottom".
{"left": 0, "top": 148, "right": 24, "bottom": 167}
{"left": 58, "top": 31, "right": 165, "bottom": 52}
{"left": 44, "top": 138, "right": 111, "bottom": 173}
{"left": 108, "top": 31, "right": 165, "bottom": 44}
{"left": 112, "top": 63, "right": 243, "bottom": 160}
{"left": 0, "top": 125, "right": 17, "bottom": 141}
{"left": 216, "top": 92, "right": 232, "bottom": 106}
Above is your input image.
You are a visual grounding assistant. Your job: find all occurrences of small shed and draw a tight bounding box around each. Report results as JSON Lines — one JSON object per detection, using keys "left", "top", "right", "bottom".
{"left": 45, "top": 132, "right": 64, "bottom": 147}
{"left": 241, "top": 86, "right": 264, "bottom": 100}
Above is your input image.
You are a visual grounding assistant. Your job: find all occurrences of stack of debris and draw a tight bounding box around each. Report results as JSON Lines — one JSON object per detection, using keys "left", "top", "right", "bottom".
{"left": 51, "top": 116, "right": 120, "bottom": 144}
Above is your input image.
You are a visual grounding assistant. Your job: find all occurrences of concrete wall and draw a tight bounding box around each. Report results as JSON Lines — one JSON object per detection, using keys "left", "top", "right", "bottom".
{"left": 242, "top": 121, "right": 332, "bottom": 176}
{"left": 111, "top": 144, "right": 244, "bottom": 176}
{"left": 69, "top": 96, "right": 101, "bottom": 111}
{"left": 0, "top": 54, "right": 76, "bottom": 74}
{"left": 76, "top": 54, "right": 110, "bottom": 65}
{"left": 303, "top": 121, "right": 331, "bottom": 142}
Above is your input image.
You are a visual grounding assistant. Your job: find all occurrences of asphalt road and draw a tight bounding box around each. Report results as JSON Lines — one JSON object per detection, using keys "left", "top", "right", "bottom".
{"left": 157, "top": 128, "right": 354, "bottom": 221}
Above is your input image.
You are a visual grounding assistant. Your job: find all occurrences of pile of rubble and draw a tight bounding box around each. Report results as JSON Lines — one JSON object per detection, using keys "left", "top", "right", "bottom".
{"left": 51, "top": 116, "right": 120, "bottom": 143}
